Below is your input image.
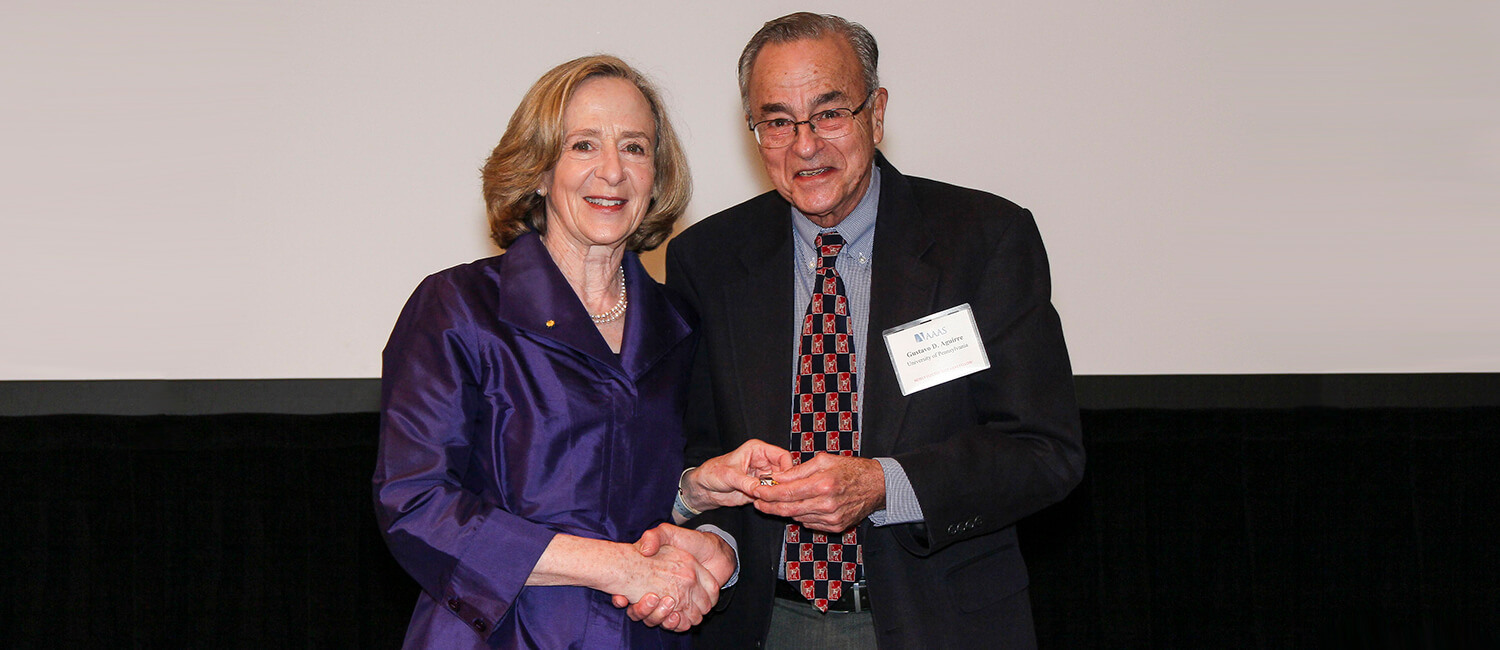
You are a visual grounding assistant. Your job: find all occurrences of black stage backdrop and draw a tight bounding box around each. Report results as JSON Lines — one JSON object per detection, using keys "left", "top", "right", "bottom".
{"left": 1, "top": 376, "right": 1497, "bottom": 648}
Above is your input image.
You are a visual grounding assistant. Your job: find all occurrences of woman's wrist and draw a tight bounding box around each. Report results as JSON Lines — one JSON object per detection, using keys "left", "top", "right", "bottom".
{"left": 528, "top": 534, "right": 631, "bottom": 594}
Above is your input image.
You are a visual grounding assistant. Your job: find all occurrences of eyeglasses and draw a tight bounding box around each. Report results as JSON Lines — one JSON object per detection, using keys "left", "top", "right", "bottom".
{"left": 748, "top": 90, "right": 875, "bottom": 148}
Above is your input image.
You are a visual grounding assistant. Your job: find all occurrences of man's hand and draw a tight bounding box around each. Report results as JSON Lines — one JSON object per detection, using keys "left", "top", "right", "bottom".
{"left": 751, "top": 453, "right": 886, "bottom": 532}
{"left": 632, "top": 524, "right": 736, "bottom": 585}
{"left": 680, "top": 439, "right": 795, "bottom": 514}
{"left": 612, "top": 524, "right": 736, "bottom": 630}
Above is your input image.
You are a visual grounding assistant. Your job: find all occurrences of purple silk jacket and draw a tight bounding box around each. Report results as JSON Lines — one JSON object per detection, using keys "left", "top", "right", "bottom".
{"left": 373, "top": 233, "right": 696, "bottom": 649}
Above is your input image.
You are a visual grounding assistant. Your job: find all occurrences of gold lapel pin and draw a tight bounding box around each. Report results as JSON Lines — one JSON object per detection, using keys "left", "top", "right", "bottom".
{"left": 545, "top": 320, "right": 555, "bottom": 328}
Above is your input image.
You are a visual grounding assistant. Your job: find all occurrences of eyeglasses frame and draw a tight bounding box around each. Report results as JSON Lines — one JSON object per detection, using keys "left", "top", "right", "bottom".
{"left": 747, "top": 89, "right": 877, "bottom": 148}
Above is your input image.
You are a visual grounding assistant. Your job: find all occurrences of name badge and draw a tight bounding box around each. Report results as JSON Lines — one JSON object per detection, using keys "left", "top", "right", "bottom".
{"left": 881, "top": 304, "right": 990, "bottom": 396}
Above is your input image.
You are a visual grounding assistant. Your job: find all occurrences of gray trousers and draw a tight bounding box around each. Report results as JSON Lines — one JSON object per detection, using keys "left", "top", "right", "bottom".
{"left": 764, "top": 596, "right": 878, "bottom": 650}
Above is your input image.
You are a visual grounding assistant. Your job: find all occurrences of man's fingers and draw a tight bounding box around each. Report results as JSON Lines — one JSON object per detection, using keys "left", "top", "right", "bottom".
{"left": 644, "top": 523, "right": 678, "bottom": 546}
{"left": 650, "top": 524, "right": 709, "bottom": 560}
{"left": 635, "top": 527, "right": 664, "bottom": 556}
{"left": 675, "top": 594, "right": 707, "bottom": 629}
{"left": 753, "top": 471, "right": 828, "bottom": 503}
{"left": 754, "top": 496, "right": 817, "bottom": 519}
{"left": 798, "top": 516, "right": 852, "bottom": 533}
{"left": 771, "top": 455, "right": 825, "bottom": 482}
{"left": 637, "top": 594, "right": 677, "bottom": 627}
{"left": 695, "top": 575, "right": 721, "bottom": 613}
{"left": 762, "top": 452, "right": 846, "bottom": 488}
{"left": 754, "top": 491, "right": 861, "bottom": 532}
{"left": 625, "top": 593, "right": 660, "bottom": 622}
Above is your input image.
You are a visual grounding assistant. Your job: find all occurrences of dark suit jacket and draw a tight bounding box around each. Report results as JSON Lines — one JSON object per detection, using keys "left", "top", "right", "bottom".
{"left": 665, "top": 153, "right": 1084, "bottom": 649}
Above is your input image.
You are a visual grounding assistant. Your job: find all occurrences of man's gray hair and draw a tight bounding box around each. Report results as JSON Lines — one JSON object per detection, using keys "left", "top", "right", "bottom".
{"left": 737, "top": 12, "right": 880, "bottom": 117}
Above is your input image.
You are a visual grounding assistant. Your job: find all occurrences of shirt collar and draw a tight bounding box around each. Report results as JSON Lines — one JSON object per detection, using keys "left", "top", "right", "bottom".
{"left": 791, "top": 164, "right": 880, "bottom": 261}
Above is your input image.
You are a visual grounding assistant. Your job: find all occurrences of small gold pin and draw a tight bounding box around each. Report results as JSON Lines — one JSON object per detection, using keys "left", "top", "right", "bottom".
{"left": 545, "top": 319, "right": 555, "bottom": 328}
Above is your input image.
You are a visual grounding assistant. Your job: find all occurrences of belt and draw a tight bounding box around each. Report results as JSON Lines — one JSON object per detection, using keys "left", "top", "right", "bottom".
{"left": 775, "top": 579, "right": 871, "bottom": 613}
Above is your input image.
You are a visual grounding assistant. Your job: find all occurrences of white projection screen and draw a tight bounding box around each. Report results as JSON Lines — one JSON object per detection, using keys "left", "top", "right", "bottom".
{"left": 3, "top": 1, "right": 1497, "bottom": 380}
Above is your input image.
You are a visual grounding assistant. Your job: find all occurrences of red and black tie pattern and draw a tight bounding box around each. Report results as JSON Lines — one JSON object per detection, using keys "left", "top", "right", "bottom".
{"left": 784, "top": 230, "right": 863, "bottom": 612}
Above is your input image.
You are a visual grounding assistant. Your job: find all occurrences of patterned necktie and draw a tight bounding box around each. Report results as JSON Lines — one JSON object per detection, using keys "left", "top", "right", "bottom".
{"left": 784, "top": 230, "right": 863, "bottom": 612}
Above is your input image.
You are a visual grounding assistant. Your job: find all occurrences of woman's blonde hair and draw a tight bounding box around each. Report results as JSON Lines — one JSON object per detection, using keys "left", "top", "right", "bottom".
{"left": 481, "top": 55, "right": 691, "bottom": 252}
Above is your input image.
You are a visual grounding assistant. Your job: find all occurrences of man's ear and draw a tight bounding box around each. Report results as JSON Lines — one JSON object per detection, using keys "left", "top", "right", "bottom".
{"left": 870, "top": 87, "right": 889, "bottom": 145}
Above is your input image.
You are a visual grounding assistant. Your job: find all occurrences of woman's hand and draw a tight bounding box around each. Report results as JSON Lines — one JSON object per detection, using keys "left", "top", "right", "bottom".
{"left": 680, "top": 439, "right": 796, "bottom": 514}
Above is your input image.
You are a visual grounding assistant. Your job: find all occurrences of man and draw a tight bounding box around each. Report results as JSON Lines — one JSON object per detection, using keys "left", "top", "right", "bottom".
{"left": 664, "top": 12, "right": 1085, "bottom": 648}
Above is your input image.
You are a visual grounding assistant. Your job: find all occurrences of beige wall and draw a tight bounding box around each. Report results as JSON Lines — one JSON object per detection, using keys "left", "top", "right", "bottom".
{"left": 3, "top": 0, "right": 1496, "bottom": 379}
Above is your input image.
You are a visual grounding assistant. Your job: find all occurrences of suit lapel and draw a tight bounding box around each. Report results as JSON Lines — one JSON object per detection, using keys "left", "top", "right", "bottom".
{"left": 724, "top": 206, "right": 796, "bottom": 446}
{"left": 716, "top": 156, "right": 938, "bottom": 454}
{"left": 864, "top": 155, "right": 939, "bottom": 457}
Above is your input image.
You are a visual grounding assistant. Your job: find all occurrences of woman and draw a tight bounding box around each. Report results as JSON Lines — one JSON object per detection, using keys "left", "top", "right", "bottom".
{"left": 373, "top": 55, "right": 734, "bottom": 649}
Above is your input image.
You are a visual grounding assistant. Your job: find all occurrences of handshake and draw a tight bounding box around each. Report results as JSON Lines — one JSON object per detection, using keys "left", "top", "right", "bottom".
{"left": 606, "top": 522, "right": 736, "bottom": 633}
{"left": 606, "top": 438, "right": 887, "bottom": 632}
{"left": 604, "top": 438, "right": 790, "bottom": 632}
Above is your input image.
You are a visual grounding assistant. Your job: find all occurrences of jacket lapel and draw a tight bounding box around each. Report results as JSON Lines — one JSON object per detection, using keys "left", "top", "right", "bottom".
{"left": 863, "top": 154, "right": 939, "bottom": 457}
{"left": 724, "top": 206, "right": 796, "bottom": 445}
{"left": 491, "top": 232, "right": 623, "bottom": 372}
{"left": 717, "top": 155, "right": 938, "bottom": 454}
{"left": 619, "top": 254, "right": 693, "bottom": 381}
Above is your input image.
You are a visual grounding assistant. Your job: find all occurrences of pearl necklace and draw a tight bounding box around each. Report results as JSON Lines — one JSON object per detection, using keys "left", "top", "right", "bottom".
{"left": 589, "top": 267, "right": 628, "bottom": 324}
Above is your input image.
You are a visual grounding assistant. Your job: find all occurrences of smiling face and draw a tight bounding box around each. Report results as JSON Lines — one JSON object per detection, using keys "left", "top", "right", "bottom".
{"left": 539, "top": 76, "right": 657, "bottom": 254}
{"left": 746, "top": 35, "right": 886, "bottom": 228}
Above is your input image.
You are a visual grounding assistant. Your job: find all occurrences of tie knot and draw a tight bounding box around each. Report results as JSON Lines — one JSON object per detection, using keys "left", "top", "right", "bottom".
{"left": 814, "top": 231, "right": 844, "bottom": 267}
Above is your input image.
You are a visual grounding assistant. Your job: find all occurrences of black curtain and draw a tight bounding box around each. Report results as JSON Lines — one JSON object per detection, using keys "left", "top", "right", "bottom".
{"left": 2, "top": 409, "right": 1496, "bottom": 648}
{"left": 1022, "top": 408, "right": 1500, "bottom": 648}
{"left": 0, "top": 413, "right": 411, "bottom": 647}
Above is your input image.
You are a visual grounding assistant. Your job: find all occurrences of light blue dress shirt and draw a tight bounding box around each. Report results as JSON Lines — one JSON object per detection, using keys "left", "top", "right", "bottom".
{"left": 788, "top": 166, "right": 924, "bottom": 526}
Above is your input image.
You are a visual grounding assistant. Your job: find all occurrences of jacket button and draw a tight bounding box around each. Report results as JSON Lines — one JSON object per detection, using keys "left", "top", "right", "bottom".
{"left": 472, "top": 618, "right": 487, "bottom": 632}
{"left": 947, "top": 524, "right": 959, "bottom": 534}
{"left": 447, "top": 598, "right": 462, "bottom": 612}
